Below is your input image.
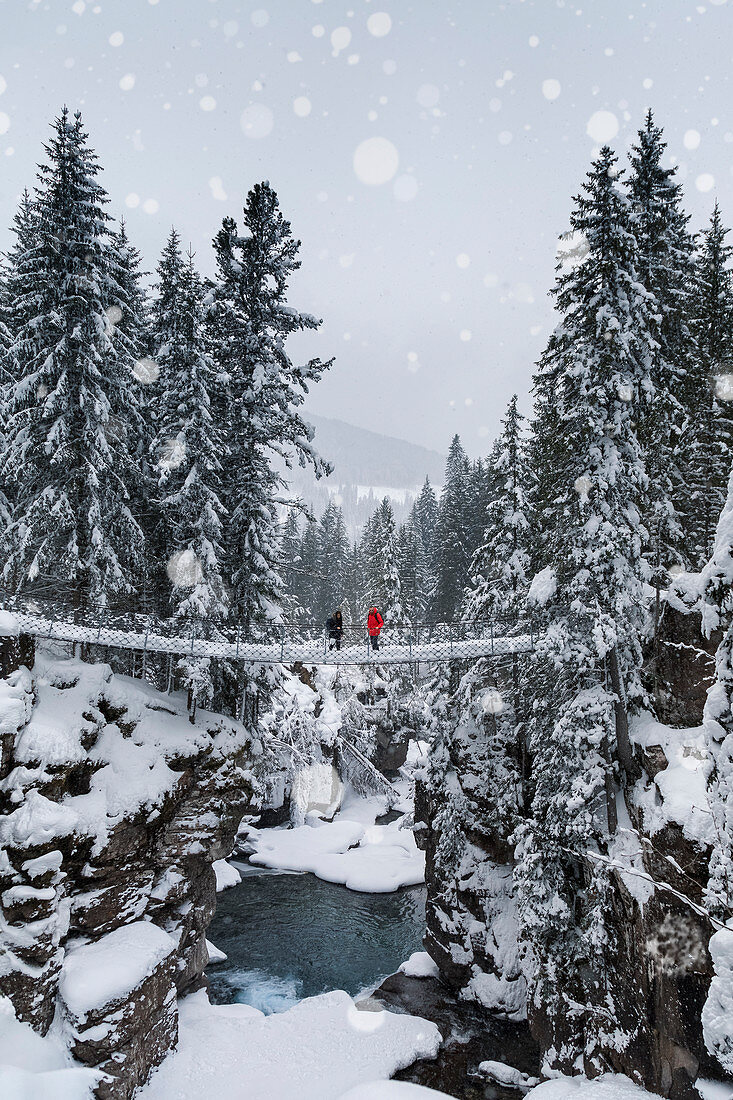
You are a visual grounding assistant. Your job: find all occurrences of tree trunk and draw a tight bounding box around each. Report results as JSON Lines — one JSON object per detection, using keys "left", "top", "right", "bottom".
{"left": 608, "top": 645, "right": 641, "bottom": 782}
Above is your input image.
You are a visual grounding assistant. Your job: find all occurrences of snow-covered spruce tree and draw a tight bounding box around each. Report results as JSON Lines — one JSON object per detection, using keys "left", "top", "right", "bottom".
{"left": 315, "top": 501, "right": 350, "bottom": 622}
{"left": 627, "top": 112, "right": 694, "bottom": 583}
{"left": 684, "top": 203, "right": 733, "bottom": 568}
{"left": 280, "top": 509, "right": 304, "bottom": 620}
{"left": 429, "top": 435, "right": 473, "bottom": 621}
{"left": 209, "top": 182, "right": 332, "bottom": 713}
{"left": 150, "top": 241, "right": 228, "bottom": 715}
{"left": 397, "top": 515, "right": 429, "bottom": 621}
{"left": 373, "top": 497, "right": 405, "bottom": 625}
{"left": 519, "top": 146, "right": 656, "bottom": 1074}
{"left": 0, "top": 189, "right": 39, "bottom": 345}
{"left": 108, "top": 218, "right": 153, "bottom": 613}
{"left": 421, "top": 395, "right": 533, "bottom": 1015}
{"left": 1, "top": 110, "right": 143, "bottom": 609}
{"left": 466, "top": 394, "right": 532, "bottom": 626}
{"left": 297, "top": 518, "right": 321, "bottom": 623}
{"left": 0, "top": 191, "right": 40, "bottom": 527}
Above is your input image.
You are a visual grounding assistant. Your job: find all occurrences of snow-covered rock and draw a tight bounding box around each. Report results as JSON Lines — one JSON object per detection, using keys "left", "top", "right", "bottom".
{"left": 0, "top": 651, "right": 258, "bottom": 1096}
{"left": 213, "top": 858, "right": 242, "bottom": 892}
{"left": 140, "top": 988, "right": 441, "bottom": 1100}
{"left": 248, "top": 804, "right": 424, "bottom": 893}
{"left": 399, "top": 952, "right": 439, "bottom": 979}
{"left": 702, "top": 925, "right": 733, "bottom": 1075}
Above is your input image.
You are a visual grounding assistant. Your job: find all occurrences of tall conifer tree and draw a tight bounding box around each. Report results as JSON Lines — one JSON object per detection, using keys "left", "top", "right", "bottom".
{"left": 1, "top": 110, "right": 142, "bottom": 608}
{"left": 520, "top": 147, "right": 655, "bottom": 1072}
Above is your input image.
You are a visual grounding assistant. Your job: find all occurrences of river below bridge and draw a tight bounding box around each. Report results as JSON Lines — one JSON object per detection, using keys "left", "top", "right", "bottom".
{"left": 206, "top": 862, "right": 426, "bottom": 1014}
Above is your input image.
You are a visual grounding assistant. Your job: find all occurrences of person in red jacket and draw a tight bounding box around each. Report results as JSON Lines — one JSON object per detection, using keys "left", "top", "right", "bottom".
{"left": 368, "top": 607, "right": 384, "bottom": 651}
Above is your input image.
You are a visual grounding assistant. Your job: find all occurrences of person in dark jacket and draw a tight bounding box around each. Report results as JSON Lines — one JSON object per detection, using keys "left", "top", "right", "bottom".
{"left": 367, "top": 607, "right": 384, "bottom": 651}
{"left": 326, "top": 609, "right": 344, "bottom": 650}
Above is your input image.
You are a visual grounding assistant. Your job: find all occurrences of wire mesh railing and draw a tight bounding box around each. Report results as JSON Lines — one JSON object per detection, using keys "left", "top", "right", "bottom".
{"left": 0, "top": 590, "right": 535, "bottom": 665}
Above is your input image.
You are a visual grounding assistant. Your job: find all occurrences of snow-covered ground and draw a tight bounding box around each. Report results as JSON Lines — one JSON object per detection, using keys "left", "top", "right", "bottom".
{"left": 140, "top": 988, "right": 440, "bottom": 1100}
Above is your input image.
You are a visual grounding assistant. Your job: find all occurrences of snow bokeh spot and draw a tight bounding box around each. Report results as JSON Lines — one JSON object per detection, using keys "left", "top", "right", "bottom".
{"left": 287, "top": 51, "right": 302, "bottom": 63}
{"left": 460, "top": 329, "right": 472, "bottom": 342}
{"left": 132, "top": 358, "right": 160, "bottom": 384}
{"left": 143, "top": 198, "right": 159, "bottom": 215}
{"left": 209, "top": 176, "right": 227, "bottom": 200}
{"left": 108, "top": 31, "right": 124, "bottom": 47}
{"left": 293, "top": 96, "right": 312, "bottom": 117}
{"left": 542, "top": 78, "right": 561, "bottom": 100}
{"left": 696, "top": 173, "right": 715, "bottom": 192}
{"left": 331, "top": 26, "right": 352, "bottom": 54}
{"left": 200, "top": 96, "right": 217, "bottom": 111}
{"left": 482, "top": 689, "right": 505, "bottom": 715}
{"left": 498, "top": 131, "right": 513, "bottom": 145}
{"left": 0, "top": 113, "right": 10, "bottom": 136}
{"left": 158, "top": 438, "right": 187, "bottom": 472}
{"left": 312, "top": 25, "right": 325, "bottom": 38}
{"left": 715, "top": 374, "right": 733, "bottom": 402}
{"left": 166, "top": 549, "right": 203, "bottom": 589}
{"left": 125, "top": 193, "right": 140, "bottom": 209}
{"left": 251, "top": 9, "right": 269, "bottom": 28}
{"left": 417, "top": 84, "right": 440, "bottom": 109}
{"left": 0, "top": 75, "right": 6, "bottom": 95}
{"left": 683, "top": 129, "right": 701, "bottom": 150}
{"left": 574, "top": 475, "right": 592, "bottom": 501}
{"left": 353, "top": 137, "right": 399, "bottom": 185}
{"left": 456, "top": 253, "right": 470, "bottom": 268}
{"left": 406, "top": 350, "right": 419, "bottom": 373}
{"left": 393, "top": 174, "right": 418, "bottom": 201}
{"left": 529, "top": 34, "right": 539, "bottom": 46}
{"left": 241, "top": 104, "right": 274, "bottom": 139}
{"left": 119, "top": 73, "right": 136, "bottom": 91}
{"left": 617, "top": 383, "right": 634, "bottom": 402}
{"left": 105, "top": 305, "right": 123, "bottom": 330}
{"left": 383, "top": 59, "right": 397, "bottom": 75}
{"left": 367, "top": 12, "right": 392, "bottom": 37}
{"left": 586, "top": 109, "right": 619, "bottom": 143}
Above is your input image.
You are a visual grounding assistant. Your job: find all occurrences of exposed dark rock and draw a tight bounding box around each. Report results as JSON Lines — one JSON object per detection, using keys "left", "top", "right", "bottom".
{"left": 650, "top": 606, "right": 718, "bottom": 728}
{"left": 372, "top": 970, "right": 539, "bottom": 1100}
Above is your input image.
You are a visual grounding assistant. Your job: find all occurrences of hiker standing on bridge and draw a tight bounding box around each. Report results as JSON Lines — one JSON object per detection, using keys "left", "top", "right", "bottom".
{"left": 327, "top": 609, "right": 343, "bottom": 650}
{"left": 368, "top": 606, "right": 384, "bottom": 651}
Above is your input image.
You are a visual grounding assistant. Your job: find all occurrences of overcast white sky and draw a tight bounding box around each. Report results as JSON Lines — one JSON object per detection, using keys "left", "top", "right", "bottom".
{"left": 1, "top": 0, "right": 732, "bottom": 455}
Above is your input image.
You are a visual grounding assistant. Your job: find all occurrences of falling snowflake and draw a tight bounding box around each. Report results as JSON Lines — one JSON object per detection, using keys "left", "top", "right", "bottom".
{"left": 119, "top": 73, "right": 136, "bottom": 91}
{"left": 353, "top": 136, "right": 399, "bottom": 185}
{"left": 132, "top": 358, "right": 160, "bottom": 384}
{"left": 241, "top": 104, "right": 274, "bottom": 139}
{"left": 209, "top": 176, "right": 227, "bottom": 201}
{"left": 542, "top": 78, "right": 561, "bottom": 100}
{"left": 586, "top": 110, "right": 619, "bottom": 143}
{"left": 715, "top": 374, "right": 733, "bottom": 402}
{"left": 482, "top": 689, "right": 504, "bottom": 715}
{"left": 158, "top": 438, "right": 187, "bottom": 471}
{"left": 166, "top": 549, "right": 203, "bottom": 589}
{"left": 367, "top": 12, "right": 392, "bottom": 36}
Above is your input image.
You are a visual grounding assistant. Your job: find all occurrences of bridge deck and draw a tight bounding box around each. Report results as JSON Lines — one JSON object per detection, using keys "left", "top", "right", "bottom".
{"left": 4, "top": 607, "right": 534, "bottom": 665}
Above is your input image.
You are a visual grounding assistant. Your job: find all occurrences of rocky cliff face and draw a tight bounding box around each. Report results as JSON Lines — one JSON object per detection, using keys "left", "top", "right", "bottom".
{"left": 416, "top": 631, "right": 729, "bottom": 1099}
{"left": 0, "top": 636, "right": 258, "bottom": 1099}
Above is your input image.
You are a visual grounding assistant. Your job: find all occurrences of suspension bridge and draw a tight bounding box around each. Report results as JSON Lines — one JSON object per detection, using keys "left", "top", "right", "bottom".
{"left": 0, "top": 594, "right": 535, "bottom": 666}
